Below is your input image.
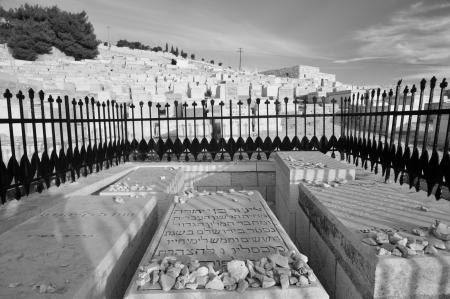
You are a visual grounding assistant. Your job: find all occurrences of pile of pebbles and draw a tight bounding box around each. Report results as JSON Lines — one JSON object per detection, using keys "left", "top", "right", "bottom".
{"left": 284, "top": 156, "right": 327, "bottom": 169}
{"left": 362, "top": 220, "right": 450, "bottom": 257}
{"left": 135, "top": 252, "right": 316, "bottom": 292}
{"left": 107, "top": 181, "right": 154, "bottom": 193}
{"left": 303, "top": 178, "right": 348, "bottom": 188}
{"left": 174, "top": 189, "right": 254, "bottom": 205}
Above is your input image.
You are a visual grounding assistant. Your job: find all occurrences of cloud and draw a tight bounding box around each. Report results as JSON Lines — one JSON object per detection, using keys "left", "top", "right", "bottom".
{"left": 349, "top": 2, "right": 450, "bottom": 66}
{"left": 333, "top": 56, "right": 387, "bottom": 64}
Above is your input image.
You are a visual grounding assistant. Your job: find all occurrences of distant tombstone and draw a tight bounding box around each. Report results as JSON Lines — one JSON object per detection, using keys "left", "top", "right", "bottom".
{"left": 278, "top": 86, "right": 294, "bottom": 100}
{"left": 225, "top": 83, "right": 238, "bottom": 99}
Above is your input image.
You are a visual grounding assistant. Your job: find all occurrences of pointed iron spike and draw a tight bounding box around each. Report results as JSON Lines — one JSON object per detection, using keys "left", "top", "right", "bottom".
{"left": 382, "top": 90, "right": 387, "bottom": 98}
{"left": 403, "top": 85, "right": 409, "bottom": 94}
{"left": 38, "top": 90, "right": 44, "bottom": 99}
{"left": 3, "top": 89, "right": 12, "bottom": 98}
{"left": 106, "top": 99, "right": 110, "bottom": 106}
{"left": 78, "top": 99, "right": 83, "bottom": 105}
{"left": 284, "top": 97, "right": 288, "bottom": 103}
{"left": 388, "top": 89, "right": 393, "bottom": 97}
{"left": 192, "top": 102, "right": 197, "bottom": 107}
{"left": 420, "top": 78, "right": 427, "bottom": 90}
{"left": 377, "top": 88, "right": 381, "bottom": 96}
{"left": 165, "top": 103, "right": 170, "bottom": 107}
{"left": 430, "top": 76, "right": 437, "bottom": 88}
{"left": 440, "top": 78, "right": 448, "bottom": 89}
{"left": 28, "top": 88, "right": 34, "bottom": 98}
{"left": 148, "top": 101, "right": 153, "bottom": 107}
{"left": 56, "top": 96, "right": 62, "bottom": 103}
{"left": 174, "top": 100, "right": 178, "bottom": 106}
{"left": 219, "top": 100, "right": 224, "bottom": 106}
{"left": 411, "top": 84, "right": 417, "bottom": 93}
{"left": 210, "top": 99, "right": 215, "bottom": 105}
{"left": 101, "top": 101, "right": 106, "bottom": 107}
{"left": 139, "top": 101, "right": 144, "bottom": 107}
{"left": 397, "top": 79, "right": 402, "bottom": 86}
{"left": 91, "top": 97, "right": 95, "bottom": 104}
{"left": 265, "top": 99, "right": 270, "bottom": 104}
{"left": 16, "top": 90, "right": 24, "bottom": 100}
{"left": 48, "top": 95, "right": 54, "bottom": 102}
{"left": 156, "top": 103, "right": 161, "bottom": 108}
{"left": 247, "top": 98, "right": 252, "bottom": 104}
{"left": 72, "top": 98, "right": 77, "bottom": 105}
{"left": 371, "top": 89, "right": 375, "bottom": 98}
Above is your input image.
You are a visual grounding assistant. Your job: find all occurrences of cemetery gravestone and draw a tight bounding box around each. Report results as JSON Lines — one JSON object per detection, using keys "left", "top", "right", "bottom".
{"left": 124, "top": 190, "right": 328, "bottom": 298}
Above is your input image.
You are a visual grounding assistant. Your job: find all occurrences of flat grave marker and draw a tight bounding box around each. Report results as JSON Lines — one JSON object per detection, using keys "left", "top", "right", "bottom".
{"left": 125, "top": 190, "right": 328, "bottom": 298}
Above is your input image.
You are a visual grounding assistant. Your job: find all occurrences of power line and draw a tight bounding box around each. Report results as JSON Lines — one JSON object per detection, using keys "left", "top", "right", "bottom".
{"left": 237, "top": 48, "right": 243, "bottom": 71}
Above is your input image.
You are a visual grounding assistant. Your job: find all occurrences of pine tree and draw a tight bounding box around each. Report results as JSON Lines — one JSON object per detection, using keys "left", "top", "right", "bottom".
{"left": 165, "top": 42, "right": 168, "bottom": 52}
{"left": 190, "top": 53, "right": 195, "bottom": 60}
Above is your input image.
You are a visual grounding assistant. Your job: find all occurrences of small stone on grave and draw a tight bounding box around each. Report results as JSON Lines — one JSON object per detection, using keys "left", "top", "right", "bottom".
{"left": 424, "top": 245, "right": 438, "bottom": 255}
{"left": 205, "top": 277, "right": 224, "bottom": 290}
{"left": 362, "top": 237, "right": 378, "bottom": 246}
{"left": 377, "top": 247, "right": 391, "bottom": 256}
{"left": 236, "top": 279, "right": 249, "bottom": 293}
{"left": 412, "top": 228, "right": 427, "bottom": 237}
{"left": 430, "top": 239, "right": 446, "bottom": 250}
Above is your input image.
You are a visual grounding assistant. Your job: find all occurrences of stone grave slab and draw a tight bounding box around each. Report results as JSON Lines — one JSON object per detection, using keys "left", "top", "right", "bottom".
{"left": 297, "top": 172, "right": 450, "bottom": 299}
{"left": 0, "top": 194, "right": 161, "bottom": 299}
{"left": 274, "top": 151, "right": 355, "bottom": 241}
{"left": 124, "top": 190, "right": 328, "bottom": 299}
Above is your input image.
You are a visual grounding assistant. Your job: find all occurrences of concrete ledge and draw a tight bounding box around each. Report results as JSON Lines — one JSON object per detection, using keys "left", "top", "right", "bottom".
{"left": 0, "top": 195, "right": 160, "bottom": 299}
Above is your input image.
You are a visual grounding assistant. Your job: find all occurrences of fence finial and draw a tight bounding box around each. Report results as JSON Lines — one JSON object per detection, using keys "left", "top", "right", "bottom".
{"left": 420, "top": 78, "right": 427, "bottom": 90}
{"left": 440, "top": 78, "right": 448, "bottom": 89}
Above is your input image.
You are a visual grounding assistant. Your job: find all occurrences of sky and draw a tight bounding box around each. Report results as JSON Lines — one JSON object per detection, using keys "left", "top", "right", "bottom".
{"left": 1, "top": 0, "right": 449, "bottom": 86}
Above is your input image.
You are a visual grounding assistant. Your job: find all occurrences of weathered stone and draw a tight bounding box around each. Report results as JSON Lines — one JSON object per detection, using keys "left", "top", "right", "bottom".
{"left": 222, "top": 273, "right": 237, "bottom": 286}
{"left": 381, "top": 243, "right": 396, "bottom": 252}
{"left": 196, "top": 275, "right": 208, "bottom": 287}
{"left": 205, "top": 277, "right": 224, "bottom": 290}
{"left": 185, "top": 283, "right": 198, "bottom": 290}
{"left": 392, "top": 248, "right": 402, "bottom": 257}
{"left": 225, "top": 283, "right": 237, "bottom": 291}
{"left": 236, "top": 279, "right": 249, "bottom": 293}
{"left": 246, "top": 260, "right": 255, "bottom": 277}
{"left": 264, "top": 262, "right": 274, "bottom": 271}
{"left": 389, "top": 233, "right": 403, "bottom": 244}
{"left": 375, "top": 232, "right": 389, "bottom": 244}
{"left": 297, "top": 275, "right": 309, "bottom": 287}
{"left": 412, "top": 228, "right": 427, "bottom": 237}
{"left": 196, "top": 266, "right": 209, "bottom": 277}
{"left": 269, "top": 253, "right": 289, "bottom": 268}
{"left": 189, "top": 260, "right": 200, "bottom": 272}
{"left": 289, "top": 276, "right": 299, "bottom": 285}
{"left": 280, "top": 274, "right": 289, "bottom": 289}
{"left": 291, "top": 251, "right": 309, "bottom": 264}
{"left": 431, "top": 221, "right": 450, "bottom": 241}
{"left": 431, "top": 239, "right": 446, "bottom": 250}
{"left": 425, "top": 245, "right": 438, "bottom": 255}
{"left": 377, "top": 247, "right": 391, "bottom": 256}
{"left": 396, "top": 238, "right": 408, "bottom": 247}
{"left": 397, "top": 245, "right": 409, "bottom": 258}
{"left": 408, "top": 242, "right": 426, "bottom": 251}
{"left": 307, "top": 270, "right": 317, "bottom": 282}
{"left": 275, "top": 267, "right": 291, "bottom": 276}
{"left": 291, "top": 259, "right": 307, "bottom": 270}
{"left": 152, "top": 270, "right": 159, "bottom": 284}
{"left": 261, "top": 276, "right": 276, "bottom": 288}
{"left": 227, "top": 260, "right": 249, "bottom": 281}
{"left": 160, "top": 274, "right": 176, "bottom": 291}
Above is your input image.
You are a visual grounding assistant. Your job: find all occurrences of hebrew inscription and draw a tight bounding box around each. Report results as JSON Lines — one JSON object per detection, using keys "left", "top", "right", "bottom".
{"left": 151, "top": 192, "right": 289, "bottom": 261}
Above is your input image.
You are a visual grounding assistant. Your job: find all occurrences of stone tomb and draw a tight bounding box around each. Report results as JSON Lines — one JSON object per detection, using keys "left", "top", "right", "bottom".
{"left": 274, "top": 151, "right": 355, "bottom": 243}
{"left": 0, "top": 194, "right": 160, "bottom": 299}
{"left": 297, "top": 173, "right": 450, "bottom": 299}
{"left": 96, "top": 166, "right": 184, "bottom": 223}
{"left": 125, "top": 191, "right": 328, "bottom": 298}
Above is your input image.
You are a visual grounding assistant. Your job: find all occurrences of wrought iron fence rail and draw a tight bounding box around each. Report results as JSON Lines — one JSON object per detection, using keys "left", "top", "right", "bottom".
{"left": 0, "top": 76, "right": 448, "bottom": 204}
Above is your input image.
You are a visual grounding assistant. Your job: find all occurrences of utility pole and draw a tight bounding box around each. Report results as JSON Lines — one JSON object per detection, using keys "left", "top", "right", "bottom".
{"left": 237, "top": 48, "right": 243, "bottom": 71}
{"left": 107, "top": 25, "right": 111, "bottom": 50}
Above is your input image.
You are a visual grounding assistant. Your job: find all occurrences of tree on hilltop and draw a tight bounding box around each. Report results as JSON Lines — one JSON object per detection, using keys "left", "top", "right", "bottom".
{"left": 210, "top": 60, "right": 214, "bottom": 64}
{"left": 1, "top": 5, "right": 99, "bottom": 60}
{"left": 170, "top": 45, "right": 174, "bottom": 54}
{"left": 190, "top": 53, "right": 195, "bottom": 60}
{"left": 175, "top": 47, "right": 179, "bottom": 56}
{"left": 218, "top": 62, "right": 222, "bottom": 66}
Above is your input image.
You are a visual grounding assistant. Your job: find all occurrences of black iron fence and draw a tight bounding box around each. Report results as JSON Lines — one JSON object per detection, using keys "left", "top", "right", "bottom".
{"left": 0, "top": 76, "right": 448, "bottom": 203}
